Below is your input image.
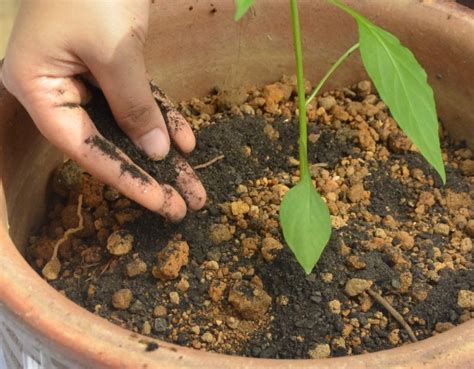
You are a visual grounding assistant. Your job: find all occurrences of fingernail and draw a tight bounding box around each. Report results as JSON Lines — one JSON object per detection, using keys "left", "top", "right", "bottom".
{"left": 137, "top": 128, "right": 170, "bottom": 160}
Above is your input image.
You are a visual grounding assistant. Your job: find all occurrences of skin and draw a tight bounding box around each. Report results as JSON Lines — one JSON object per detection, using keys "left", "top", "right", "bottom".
{"left": 1, "top": 0, "right": 206, "bottom": 222}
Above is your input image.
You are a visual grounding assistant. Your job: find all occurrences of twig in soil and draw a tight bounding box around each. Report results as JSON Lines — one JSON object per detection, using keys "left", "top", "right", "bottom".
{"left": 367, "top": 288, "right": 418, "bottom": 343}
{"left": 193, "top": 155, "right": 225, "bottom": 170}
{"left": 97, "top": 257, "right": 115, "bottom": 279}
{"left": 42, "top": 195, "right": 84, "bottom": 280}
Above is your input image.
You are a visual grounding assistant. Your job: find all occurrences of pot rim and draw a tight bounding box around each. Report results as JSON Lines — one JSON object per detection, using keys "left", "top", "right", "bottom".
{"left": 0, "top": 1, "right": 473, "bottom": 368}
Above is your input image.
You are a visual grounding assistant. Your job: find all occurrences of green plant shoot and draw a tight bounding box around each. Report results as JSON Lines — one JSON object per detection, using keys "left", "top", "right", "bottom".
{"left": 234, "top": 0, "right": 445, "bottom": 274}
{"left": 330, "top": 0, "right": 445, "bottom": 183}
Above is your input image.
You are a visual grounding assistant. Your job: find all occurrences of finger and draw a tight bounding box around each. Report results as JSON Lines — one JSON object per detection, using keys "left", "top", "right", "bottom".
{"left": 89, "top": 52, "right": 171, "bottom": 161}
{"left": 173, "top": 156, "right": 207, "bottom": 211}
{"left": 151, "top": 82, "right": 196, "bottom": 154}
{"left": 15, "top": 75, "right": 187, "bottom": 221}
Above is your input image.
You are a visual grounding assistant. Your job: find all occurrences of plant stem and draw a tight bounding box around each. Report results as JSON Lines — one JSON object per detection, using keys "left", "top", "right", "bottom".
{"left": 290, "top": 0, "right": 309, "bottom": 180}
{"left": 305, "top": 43, "right": 359, "bottom": 107}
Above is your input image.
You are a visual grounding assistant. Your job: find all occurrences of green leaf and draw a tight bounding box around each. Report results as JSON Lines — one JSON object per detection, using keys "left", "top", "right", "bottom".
{"left": 329, "top": 0, "right": 445, "bottom": 183}
{"left": 280, "top": 177, "right": 332, "bottom": 274}
{"left": 234, "top": 0, "right": 255, "bottom": 21}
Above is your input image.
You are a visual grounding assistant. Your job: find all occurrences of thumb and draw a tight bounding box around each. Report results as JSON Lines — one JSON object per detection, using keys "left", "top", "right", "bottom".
{"left": 89, "top": 51, "right": 170, "bottom": 161}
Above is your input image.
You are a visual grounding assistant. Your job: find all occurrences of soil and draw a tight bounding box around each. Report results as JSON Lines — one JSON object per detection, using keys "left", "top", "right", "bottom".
{"left": 28, "top": 77, "right": 473, "bottom": 359}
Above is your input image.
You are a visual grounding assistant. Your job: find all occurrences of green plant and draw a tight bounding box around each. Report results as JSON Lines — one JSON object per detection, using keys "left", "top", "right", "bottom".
{"left": 235, "top": 0, "right": 445, "bottom": 274}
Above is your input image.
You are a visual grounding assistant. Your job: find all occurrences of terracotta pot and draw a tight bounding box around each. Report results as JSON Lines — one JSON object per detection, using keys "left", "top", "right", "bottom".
{"left": 0, "top": 1, "right": 473, "bottom": 368}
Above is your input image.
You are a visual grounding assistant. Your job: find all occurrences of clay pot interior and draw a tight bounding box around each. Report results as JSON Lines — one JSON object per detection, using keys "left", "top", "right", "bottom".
{"left": 0, "top": 1, "right": 473, "bottom": 368}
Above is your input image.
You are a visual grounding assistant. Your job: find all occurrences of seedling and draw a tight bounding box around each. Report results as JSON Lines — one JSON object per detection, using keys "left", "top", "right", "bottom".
{"left": 235, "top": 0, "right": 445, "bottom": 274}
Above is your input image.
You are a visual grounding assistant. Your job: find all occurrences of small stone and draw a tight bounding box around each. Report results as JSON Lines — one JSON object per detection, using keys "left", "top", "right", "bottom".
{"left": 129, "top": 300, "right": 145, "bottom": 313}
{"left": 460, "top": 159, "right": 474, "bottom": 176}
{"left": 112, "top": 289, "right": 132, "bottom": 310}
{"left": 345, "top": 278, "right": 373, "bottom": 297}
{"left": 209, "top": 224, "right": 233, "bottom": 245}
{"left": 190, "top": 326, "right": 200, "bottom": 335}
{"left": 466, "top": 220, "right": 474, "bottom": 237}
{"left": 201, "top": 332, "right": 215, "bottom": 344}
{"left": 264, "top": 124, "right": 280, "bottom": 141}
{"left": 227, "top": 317, "right": 239, "bottom": 329}
{"left": 321, "top": 272, "right": 333, "bottom": 283}
{"left": 328, "top": 300, "right": 341, "bottom": 314}
{"left": 204, "top": 260, "right": 220, "bottom": 271}
{"left": 230, "top": 200, "right": 250, "bottom": 216}
{"left": 126, "top": 259, "right": 147, "bottom": 277}
{"left": 153, "top": 305, "right": 167, "bottom": 317}
{"left": 319, "top": 96, "right": 336, "bottom": 111}
{"left": 308, "top": 343, "right": 331, "bottom": 359}
{"left": 412, "top": 283, "right": 431, "bottom": 301}
{"left": 142, "top": 321, "right": 152, "bottom": 335}
{"left": 261, "top": 237, "right": 283, "bottom": 262}
{"left": 346, "top": 255, "right": 366, "bottom": 269}
{"left": 154, "top": 318, "right": 168, "bottom": 333}
{"left": 209, "top": 280, "right": 227, "bottom": 302}
{"left": 242, "top": 237, "right": 259, "bottom": 257}
{"left": 460, "top": 238, "right": 473, "bottom": 254}
{"left": 457, "top": 290, "right": 474, "bottom": 309}
{"left": 388, "top": 329, "right": 400, "bottom": 345}
{"left": 51, "top": 160, "right": 83, "bottom": 197}
{"left": 107, "top": 230, "right": 134, "bottom": 256}
{"left": 434, "top": 223, "right": 450, "bottom": 236}
{"left": 435, "top": 322, "right": 455, "bottom": 333}
{"left": 347, "top": 183, "right": 367, "bottom": 203}
{"left": 153, "top": 240, "right": 189, "bottom": 281}
{"left": 228, "top": 280, "right": 272, "bottom": 320}
{"left": 169, "top": 291, "right": 180, "bottom": 305}
{"left": 357, "top": 80, "right": 372, "bottom": 97}
{"left": 396, "top": 231, "right": 415, "bottom": 251}
{"left": 176, "top": 277, "right": 190, "bottom": 292}
{"left": 399, "top": 271, "right": 413, "bottom": 293}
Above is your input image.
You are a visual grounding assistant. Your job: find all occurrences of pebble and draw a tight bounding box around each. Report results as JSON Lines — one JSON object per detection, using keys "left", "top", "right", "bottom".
{"left": 228, "top": 280, "right": 272, "bottom": 320}
{"left": 433, "top": 223, "right": 450, "bottom": 236}
{"left": 242, "top": 237, "right": 259, "bottom": 257}
{"left": 460, "top": 238, "right": 472, "bottom": 254}
{"left": 321, "top": 272, "right": 333, "bottom": 283}
{"left": 435, "top": 322, "right": 455, "bottom": 333}
{"left": 142, "top": 321, "right": 152, "bottom": 335}
{"left": 347, "top": 183, "right": 367, "bottom": 203}
{"left": 209, "top": 280, "right": 227, "bottom": 302}
{"left": 308, "top": 343, "right": 331, "bottom": 359}
{"left": 466, "top": 220, "right": 474, "bottom": 237}
{"left": 169, "top": 291, "right": 180, "bottom": 305}
{"left": 328, "top": 300, "right": 341, "bottom": 314}
{"left": 106, "top": 230, "right": 134, "bottom": 256}
{"left": 345, "top": 278, "right": 373, "bottom": 297}
{"left": 209, "top": 224, "right": 233, "bottom": 245}
{"left": 129, "top": 300, "right": 145, "bottom": 313}
{"left": 126, "top": 259, "right": 147, "bottom": 278}
{"left": 346, "top": 255, "right": 366, "bottom": 269}
{"left": 318, "top": 96, "right": 336, "bottom": 111}
{"left": 153, "top": 305, "right": 167, "bottom": 317}
{"left": 112, "top": 289, "right": 133, "bottom": 310}
{"left": 396, "top": 231, "right": 415, "bottom": 251}
{"left": 261, "top": 237, "right": 283, "bottom": 262}
{"left": 388, "top": 329, "right": 400, "bottom": 345}
{"left": 153, "top": 240, "right": 189, "bottom": 281}
{"left": 154, "top": 318, "right": 168, "bottom": 333}
{"left": 230, "top": 200, "right": 250, "bottom": 216}
{"left": 457, "top": 290, "right": 474, "bottom": 309}
{"left": 176, "top": 277, "right": 190, "bottom": 292}
{"left": 201, "top": 332, "right": 215, "bottom": 344}
{"left": 460, "top": 159, "right": 474, "bottom": 176}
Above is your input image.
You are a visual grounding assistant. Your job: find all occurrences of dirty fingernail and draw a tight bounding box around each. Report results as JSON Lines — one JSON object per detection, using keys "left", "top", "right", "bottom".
{"left": 137, "top": 128, "right": 170, "bottom": 160}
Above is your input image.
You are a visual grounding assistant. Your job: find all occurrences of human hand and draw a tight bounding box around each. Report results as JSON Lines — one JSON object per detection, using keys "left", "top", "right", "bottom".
{"left": 1, "top": 0, "right": 206, "bottom": 222}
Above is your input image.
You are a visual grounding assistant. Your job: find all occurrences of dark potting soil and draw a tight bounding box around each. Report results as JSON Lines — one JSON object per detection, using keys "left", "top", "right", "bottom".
{"left": 30, "top": 82, "right": 474, "bottom": 359}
